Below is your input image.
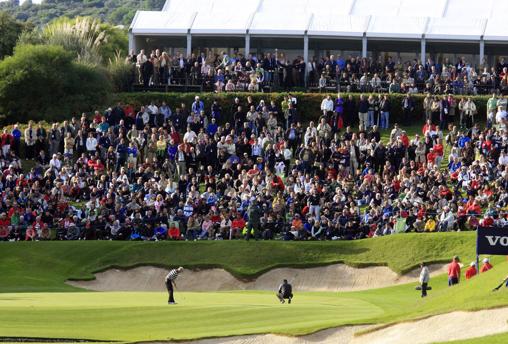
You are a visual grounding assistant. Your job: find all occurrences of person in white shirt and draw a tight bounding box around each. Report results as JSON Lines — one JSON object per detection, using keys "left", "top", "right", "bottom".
{"left": 499, "top": 151, "right": 508, "bottom": 166}
{"left": 147, "top": 102, "right": 159, "bottom": 115}
{"left": 320, "top": 95, "right": 334, "bottom": 117}
{"left": 49, "top": 154, "right": 61, "bottom": 171}
{"left": 438, "top": 206, "right": 455, "bottom": 231}
{"left": 495, "top": 106, "right": 507, "bottom": 130}
{"left": 136, "top": 50, "right": 147, "bottom": 83}
{"left": 317, "top": 118, "right": 332, "bottom": 139}
{"left": 303, "top": 121, "right": 317, "bottom": 145}
{"left": 419, "top": 262, "right": 430, "bottom": 297}
{"left": 183, "top": 127, "right": 197, "bottom": 144}
{"left": 463, "top": 97, "right": 477, "bottom": 128}
{"left": 86, "top": 132, "right": 97, "bottom": 154}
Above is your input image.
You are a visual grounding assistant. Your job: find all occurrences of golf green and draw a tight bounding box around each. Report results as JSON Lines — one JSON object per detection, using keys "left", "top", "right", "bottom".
{"left": 0, "top": 291, "right": 382, "bottom": 341}
{"left": 3, "top": 238, "right": 508, "bottom": 343}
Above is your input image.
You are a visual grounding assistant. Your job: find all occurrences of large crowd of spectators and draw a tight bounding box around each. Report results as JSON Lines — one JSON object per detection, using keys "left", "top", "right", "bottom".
{"left": 128, "top": 49, "right": 304, "bottom": 92}
{"left": 0, "top": 92, "right": 508, "bottom": 242}
{"left": 128, "top": 49, "right": 508, "bottom": 95}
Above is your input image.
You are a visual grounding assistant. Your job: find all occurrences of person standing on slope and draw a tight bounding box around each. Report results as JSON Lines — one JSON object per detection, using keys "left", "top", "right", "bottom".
{"left": 481, "top": 258, "right": 493, "bottom": 273}
{"left": 448, "top": 256, "right": 461, "bottom": 286}
{"left": 165, "top": 267, "right": 184, "bottom": 304}
{"left": 465, "top": 262, "right": 477, "bottom": 280}
{"left": 419, "top": 262, "right": 430, "bottom": 297}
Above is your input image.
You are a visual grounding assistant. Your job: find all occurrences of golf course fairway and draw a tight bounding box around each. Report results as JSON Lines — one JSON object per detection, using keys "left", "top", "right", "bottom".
{"left": 0, "top": 291, "right": 383, "bottom": 341}
{"left": 2, "top": 236, "right": 508, "bottom": 343}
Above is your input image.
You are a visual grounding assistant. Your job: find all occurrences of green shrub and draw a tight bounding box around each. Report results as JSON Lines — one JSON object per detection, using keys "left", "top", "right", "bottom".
{"left": 107, "top": 53, "right": 135, "bottom": 93}
{"left": 0, "top": 44, "right": 112, "bottom": 124}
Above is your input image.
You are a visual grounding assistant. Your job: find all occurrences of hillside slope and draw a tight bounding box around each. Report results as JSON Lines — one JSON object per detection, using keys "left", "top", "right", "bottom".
{"left": 0, "top": 232, "right": 478, "bottom": 292}
{"left": 0, "top": 0, "right": 165, "bottom": 26}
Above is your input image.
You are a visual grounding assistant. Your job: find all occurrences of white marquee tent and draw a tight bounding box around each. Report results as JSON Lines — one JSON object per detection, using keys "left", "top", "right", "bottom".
{"left": 130, "top": 0, "right": 508, "bottom": 66}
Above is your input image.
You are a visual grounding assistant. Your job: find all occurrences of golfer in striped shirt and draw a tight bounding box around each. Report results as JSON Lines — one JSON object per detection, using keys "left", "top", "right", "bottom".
{"left": 165, "top": 267, "right": 183, "bottom": 304}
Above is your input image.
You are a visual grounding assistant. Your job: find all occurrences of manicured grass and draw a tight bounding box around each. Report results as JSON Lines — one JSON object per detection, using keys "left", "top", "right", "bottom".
{"left": 0, "top": 232, "right": 479, "bottom": 292}
{"left": 2, "top": 261, "right": 508, "bottom": 342}
{"left": 2, "top": 234, "right": 508, "bottom": 342}
{"left": 0, "top": 291, "right": 383, "bottom": 341}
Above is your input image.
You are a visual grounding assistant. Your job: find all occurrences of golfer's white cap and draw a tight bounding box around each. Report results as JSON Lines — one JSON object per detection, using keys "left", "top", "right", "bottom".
{"left": 483, "top": 258, "right": 490, "bottom": 263}
{"left": 470, "top": 262, "right": 476, "bottom": 267}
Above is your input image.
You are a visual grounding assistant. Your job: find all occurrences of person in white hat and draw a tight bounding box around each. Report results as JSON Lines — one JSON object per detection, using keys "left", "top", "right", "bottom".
{"left": 465, "top": 261, "right": 477, "bottom": 280}
{"left": 481, "top": 258, "right": 493, "bottom": 273}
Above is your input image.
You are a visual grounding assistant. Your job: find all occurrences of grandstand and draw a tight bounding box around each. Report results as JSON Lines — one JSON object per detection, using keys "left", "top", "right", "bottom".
{"left": 129, "top": 0, "right": 508, "bottom": 71}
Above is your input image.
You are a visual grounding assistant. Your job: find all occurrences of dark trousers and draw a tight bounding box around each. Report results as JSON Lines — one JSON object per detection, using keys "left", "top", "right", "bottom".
{"left": 277, "top": 292, "right": 293, "bottom": 302}
{"left": 448, "top": 276, "right": 459, "bottom": 286}
{"left": 421, "top": 282, "right": 428, "bottom": 297}
{"left": 166, "top": 279, "right": 175, "bottom": 303}
{"left": 246, "top": 222, "right": 260, "bottom": 241}
{"left": 25, "top": 144, "right": 34, "bottom": 160}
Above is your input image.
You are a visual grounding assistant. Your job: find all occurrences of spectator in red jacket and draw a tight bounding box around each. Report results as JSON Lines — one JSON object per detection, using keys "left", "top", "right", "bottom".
{"left": 426, "top": 148, "right": 436, "bottom": 166}
{"left": 465, "top": 262, "right": 477, "bottom": 280}
{"left": 25, "top": 226, "right": 36, "bottom": 241}
{"left": 422, "top": 119, "right": 436, "bottom": 135}
{"left": 230, "top": 213, "right": 246, "bottom": 240}
{"left": 480, "top": 258, "right": 493, "bottom": 273}
{"left": 1, "top": 129, "right": 13, "bottom": 157}
{"left": 448, "top": 255, "right": 461, "bottom": 286}
{"left": 480, "top": 215, "right": 494, "bottom": 227}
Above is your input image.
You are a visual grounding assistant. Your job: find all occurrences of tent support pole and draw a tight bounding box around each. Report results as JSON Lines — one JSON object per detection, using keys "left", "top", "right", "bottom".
{"left": 128, "top": 31, "right": 135, "bottom": 53}
{"left": 362, "top": 35, "right": 367, "bottom": 58}
{"left": 304, "top": 33, "right": 309, "bottom": 87}
{"left": 186, "top": 32, "right": 192, "bottom": 57}
{"left": 245, "top": 33, "right": 250, "bottom": 57}
{"left": 420, "top": 37, "right": 426, "bottom": 65}
{"left": 479, "top": 38, "right": 485, "bottom": 68}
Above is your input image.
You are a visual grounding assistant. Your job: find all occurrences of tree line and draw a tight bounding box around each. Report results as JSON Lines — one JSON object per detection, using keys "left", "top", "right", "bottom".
{"left": 0, "top": 0, "right": 165, "bottom": 27}
{"left": 0, "top": 10, "right": 135, "bottom": 124}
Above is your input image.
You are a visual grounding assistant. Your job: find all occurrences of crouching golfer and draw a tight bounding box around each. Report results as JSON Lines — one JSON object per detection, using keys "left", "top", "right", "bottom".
{"left": 277, "top": 279, "right": 293, "bottom": 304}
{"left": 165, "top": 267, "right": 183, "bottom": 304}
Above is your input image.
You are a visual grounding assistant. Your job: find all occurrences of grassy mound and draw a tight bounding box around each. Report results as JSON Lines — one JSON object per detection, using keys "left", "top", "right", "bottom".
{"left": 1, "top": 263, "right": 508, "bottom": 342}
{"left": 2, "top": 233, "right": 508, "bottom": 342}
{"left": 1, "top": 233, "right": 477, "bottom": 293}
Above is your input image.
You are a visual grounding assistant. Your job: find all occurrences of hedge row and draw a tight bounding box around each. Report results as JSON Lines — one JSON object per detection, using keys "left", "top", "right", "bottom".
{"left": 113, "top": 92, "right": 492, "bottom": 125}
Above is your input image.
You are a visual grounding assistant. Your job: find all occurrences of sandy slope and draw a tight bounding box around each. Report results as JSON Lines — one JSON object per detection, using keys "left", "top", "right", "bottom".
{"left": 351, "top": 307, "right": 508, "bottom": 344}
{"left": 144, "top": 307, "right": 508, "bottom": 344}
{"left": 66, "top": 263, "right": 447, "bottom": 292}
{"left": 149, "top": 326, "right": 369, "bottom": 344}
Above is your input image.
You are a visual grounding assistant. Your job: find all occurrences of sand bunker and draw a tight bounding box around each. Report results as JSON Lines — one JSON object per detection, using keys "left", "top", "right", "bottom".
{"left": 147, "top": 326, "right": 368, "bottom": 344}
{"left": 66, "top": 263, "right": 447, "bottom": 292}
{"left": 146, "top": 307, "right": 508, "bottom": 344}
{"left": 351, "top": 307, "right": 508, "bottom": 344}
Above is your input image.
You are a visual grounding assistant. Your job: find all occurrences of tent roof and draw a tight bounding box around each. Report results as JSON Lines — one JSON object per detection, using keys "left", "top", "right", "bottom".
{"left": 308, "top": 14, "right": 366, "bottom": 37}
{"left": 134, "top": 0, "right": 508, "bottom": 41}
{"left": 249, "top": 11, "right": 311, "bottom": 35}
{"left": 191, "top": 10, "right": 252, "bottom": 34}
{"left": 484, "top": 18, "right": 508, "bottom": 41}
{"left": 367, "top": 16, "right": 428, "bottom": 39}
{"left": 425, "top": 17, "right": 486, "bottom": 40}
{"left": 130, "top": 11, "right": 195, "bottom": 35}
